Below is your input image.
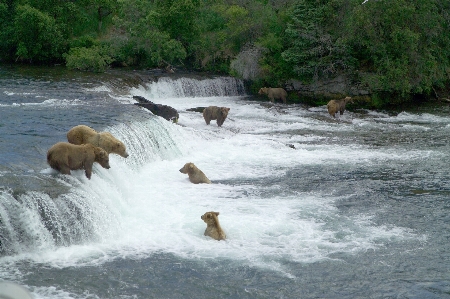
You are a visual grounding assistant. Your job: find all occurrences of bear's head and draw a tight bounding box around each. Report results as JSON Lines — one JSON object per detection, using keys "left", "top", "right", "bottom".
{"left": 113, "top": 141, "right": 129, "bottom": 158}
{"left": 221, "top": 107, "right": 230, "bottom": 115}
{"left": 179, "top": 162, "right": 195, "bottom": 174}
{"left": 201, "top": 211, "right": 220, "bottom": 226}
{"left": 216, "top": 107, "right": 230, "bottom": 127}
{"left": 258, "top": 87, "right": 268, "bottom": 95}
{"left": 93, "top": 147, "right": 111, "bottom": 169}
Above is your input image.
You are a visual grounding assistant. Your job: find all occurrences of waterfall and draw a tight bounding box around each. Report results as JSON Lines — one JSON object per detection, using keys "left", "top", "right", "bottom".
{"left": 137, "top": 76, "right": 246, "bottom": 99}
{"left": 0, "top": 74, "right": 247, "bottom": 257}
{"left": 0, "top": 116, "right": 187, "bottom": 256}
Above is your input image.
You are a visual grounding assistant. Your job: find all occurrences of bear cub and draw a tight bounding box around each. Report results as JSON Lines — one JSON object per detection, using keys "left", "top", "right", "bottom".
{"left": 201, "top": 211, "right": 226, "bottom": 241}
{"left": 47, "top": 142, "right": 110, "bottom": 179}
{"left": 179, "top": 162, "right": 211, "bottom": 184}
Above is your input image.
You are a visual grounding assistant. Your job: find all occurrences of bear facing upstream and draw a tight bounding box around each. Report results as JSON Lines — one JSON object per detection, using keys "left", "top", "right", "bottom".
{"left": 67, "top": 125, "right": 129, "bottom": 158}
{"left": 203, "top": 106, "right": 230, "bottom": 127}
{"left": 327, "top": 96, "right": 353, "bottom": 118}
{"left": 258, "top": 87, "right": 288, "bottom": 104}
{"left": 201, "top": 211, "right": 226, "bottom": 241}
{"left": 179, "top": 162, "right": 211, "bottom": 184}
{"left": 47, "top": 142, "right": 110, "bottom": 179}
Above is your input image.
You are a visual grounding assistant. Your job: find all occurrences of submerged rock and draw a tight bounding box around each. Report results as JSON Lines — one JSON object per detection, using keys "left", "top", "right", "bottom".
{"left": 133, "top": 96, "right": 179, "bottom": 123}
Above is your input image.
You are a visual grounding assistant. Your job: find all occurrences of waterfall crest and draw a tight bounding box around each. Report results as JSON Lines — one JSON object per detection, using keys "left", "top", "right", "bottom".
{"left": 137, "top": 76, "right": 246, "bottom": 99}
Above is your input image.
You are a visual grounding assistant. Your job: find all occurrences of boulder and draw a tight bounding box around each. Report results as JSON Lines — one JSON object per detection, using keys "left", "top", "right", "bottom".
{"left": 133, "top": 96, "right": 179, "bottom": 123}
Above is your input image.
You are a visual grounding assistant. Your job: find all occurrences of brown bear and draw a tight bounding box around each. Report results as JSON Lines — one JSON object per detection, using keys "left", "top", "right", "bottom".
{"left": 202, "top": 106, "right": 230, "bottom": 127}
{"left": 327, "top": 96, "right": 353, "bottom": 118}
{"left": 66, "top": 125, "right": 129, "bottom": 158}
{"left": 47, "top": 142, "right": 110, "bottom": 179}
{"left": 179, "top": 162, "right": 211, "bottom": 184}
{"left": 258, "top": 87, "right": 288, "bottom": 104}
{"left": 201, "top": 211, "right": 226, "bottom": 241}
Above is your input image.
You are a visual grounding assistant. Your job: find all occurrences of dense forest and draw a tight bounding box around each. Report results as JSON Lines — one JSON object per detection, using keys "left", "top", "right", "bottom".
{"left": 0, "top": 0, "right": 449, "bottom": 107}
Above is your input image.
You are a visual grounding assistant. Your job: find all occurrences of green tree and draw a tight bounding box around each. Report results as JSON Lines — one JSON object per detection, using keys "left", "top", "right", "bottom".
{"left": 111, "top": 0, "right": 186, "bottom": 67}
{"left": 282, "top": 0, "right": 352, "bottom": 81}
{"left": 0, "top": 0, "right": 16, "bottom": 61}
{"left": 345, "top": 0, "right": 450, "bottom": 103}
{"left": 158, "top": 0, "right": 199, "bottom": 47}
{"left": 14, "top": 4, "right": 64, "bottom": 63}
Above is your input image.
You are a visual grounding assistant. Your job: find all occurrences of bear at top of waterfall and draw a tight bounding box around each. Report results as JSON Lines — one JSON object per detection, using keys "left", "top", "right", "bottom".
{"left": 47, "top": 142, "right": 110, "bottom": 179}
{"left": 67, "top": 125, "right": 129, "bottom": 158}
{"left": 202, "top": 106, "right": 230, "bottom": 127}
{"left": 201, "top": 211, "right": 226, "bottom": 241}
{"left": 326, "top": 96, "right": 353, "bottom": 118}
{"left": 258, "top": 87, "right": 288, "bottom": 104}
{"left": 179, "top": 162, "right": 211, "bottom": 184}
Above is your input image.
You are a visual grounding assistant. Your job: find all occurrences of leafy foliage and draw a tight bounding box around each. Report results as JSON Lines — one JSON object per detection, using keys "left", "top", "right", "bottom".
{"left": 282, "top": 0, "right": 352, "bottom": 81}
{"left": 345, "top": 0, "right": 450, "bottom": 103}
{"left": 14, "top": 4, "right": 65, "bottom": 63}
{"left": 64, "top": 46, "right": 113, "bottom": 72}
{"left": 0, "top": 0, "right": 449, "bottom": 107}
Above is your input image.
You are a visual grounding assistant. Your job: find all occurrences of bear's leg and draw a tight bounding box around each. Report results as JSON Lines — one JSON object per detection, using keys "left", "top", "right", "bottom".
{"left": 59, "top": 165, "right": 71, "bottom": 175}
{"left": 204, "top": 118, "right": 211, "bottom": 125}
{"left": 84, "top": 164, "right": 93, "bottom": 179}
{"left": 85, "top": 169, "right": 92, "bottom": 179}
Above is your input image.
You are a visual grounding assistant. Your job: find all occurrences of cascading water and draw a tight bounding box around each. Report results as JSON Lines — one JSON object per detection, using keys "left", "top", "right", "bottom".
{"left": 0, "top": 67, "right": 449, "bottom": 298}
{"left": 135, "top": 76, "right": 246, "bottom": 98}
{"left": 0, "top": 74, "right": 246, "bottom": 257}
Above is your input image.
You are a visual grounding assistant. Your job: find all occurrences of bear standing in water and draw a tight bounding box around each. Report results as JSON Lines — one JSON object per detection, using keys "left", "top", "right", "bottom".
{"left": 327, "top": 96, "right": 353, "bottom": 118}
{"left": 67, "top": 125, "right": 129, "bottom": 158}
{"left": 47, "top": 142, "right": 110, "bottom": 179}
{"left": 201, "top": 211, "right": 226, "bottom": 241}
{"left": 202, "top": 106, "right": 230, "bottom": 127}
{"left": 258, "top": 87, "right": 288, "bottom": 104}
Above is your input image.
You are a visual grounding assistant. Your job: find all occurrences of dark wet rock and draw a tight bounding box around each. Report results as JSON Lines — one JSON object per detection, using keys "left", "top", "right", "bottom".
{"left": 133, "top": 96, "right": 179, "bottom": 123}
{"left": 186, "top": 107, "right": 206, "bottom": 113}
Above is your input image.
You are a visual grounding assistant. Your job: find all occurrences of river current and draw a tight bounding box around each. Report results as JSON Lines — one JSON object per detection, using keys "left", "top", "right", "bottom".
{"left": 0, "top": 66, "right": 449, "bottom": 298}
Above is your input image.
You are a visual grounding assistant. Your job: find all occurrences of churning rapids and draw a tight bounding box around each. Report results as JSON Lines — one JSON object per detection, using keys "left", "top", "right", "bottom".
{"left": 0, "top": 66, "right": 449, "bottom": 299}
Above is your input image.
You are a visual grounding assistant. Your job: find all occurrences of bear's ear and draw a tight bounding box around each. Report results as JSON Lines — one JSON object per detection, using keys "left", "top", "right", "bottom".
{"left": 189, "top": 164, "right": 194, "bottom": 169}
{"left": 226, "top": 108, "right": 230, "bottom": 112}
{"left": 214, "top": 212, "right": 219, "bottom": 216}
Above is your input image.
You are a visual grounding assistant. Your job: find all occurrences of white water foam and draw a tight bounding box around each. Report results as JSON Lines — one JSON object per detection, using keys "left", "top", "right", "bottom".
{"left": 0, "top": 77, "right": 427, "bottom": 283}
{"left": 0, "top": 107, "right": 422, "bottom": 276}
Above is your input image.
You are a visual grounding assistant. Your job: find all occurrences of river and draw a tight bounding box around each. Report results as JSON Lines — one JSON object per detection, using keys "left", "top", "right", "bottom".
{"left": 0, "top": 65, "right": 449, "bottom": 298}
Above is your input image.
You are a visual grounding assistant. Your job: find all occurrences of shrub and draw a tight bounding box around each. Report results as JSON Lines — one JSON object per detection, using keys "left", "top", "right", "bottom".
{"left": 64, "top": 46, "right": 113, "bottom": 72}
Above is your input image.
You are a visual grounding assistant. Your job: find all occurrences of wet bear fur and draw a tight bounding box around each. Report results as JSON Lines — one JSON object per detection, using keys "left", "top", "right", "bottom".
{"left": 202, "top": 106, "right": 230, "bottom": 127}
{"left": 201, "top": 211, "right": 226, "bottom": 241}
{"left": 47, "top": 142, "right": 110, "bottom": 179}
{"left": 179, "top": 162, "right": 211, "bottom": 184}
{"left": 67, "top": 125, "right": 129, "bottom": 158}
{"left": 258, "top": 87, "right": 288, "bottom": 104}
{"left": 327, "top": 96, "right": 353, "bottom": 118}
